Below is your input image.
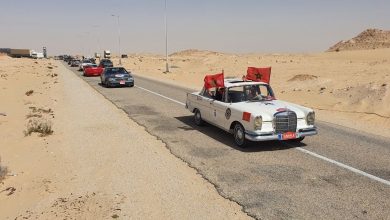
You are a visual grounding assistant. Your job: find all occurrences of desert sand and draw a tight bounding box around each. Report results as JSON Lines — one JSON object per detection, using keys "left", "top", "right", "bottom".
{"left": 0, "top": 56, "right": 250, "bottom": 219}
{"left": 112, "top": 48, "right": 390, "bottom": 138}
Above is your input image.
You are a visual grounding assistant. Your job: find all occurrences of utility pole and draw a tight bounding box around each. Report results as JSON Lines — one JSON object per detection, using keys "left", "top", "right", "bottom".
{"left": 164, "top": 0, "right": 169, "bottom": 73}
{"left": 112, "top": 14, "right": 122, "bottom": 65}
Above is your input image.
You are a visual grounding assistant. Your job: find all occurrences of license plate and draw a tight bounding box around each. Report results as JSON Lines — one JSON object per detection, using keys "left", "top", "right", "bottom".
{"left": 119, "top": 80, "right": 125, "bottom": 85}
{"left": 278, "top": 132, "right": 296, "bottom": 140}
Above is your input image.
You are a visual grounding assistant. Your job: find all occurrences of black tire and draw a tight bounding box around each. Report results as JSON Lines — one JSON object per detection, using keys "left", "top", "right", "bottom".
{"left": 194, "top": 109, "right": 204, "bottom": 126}
{"left": 233, "top": 123, "right": 246, "bottom": 148}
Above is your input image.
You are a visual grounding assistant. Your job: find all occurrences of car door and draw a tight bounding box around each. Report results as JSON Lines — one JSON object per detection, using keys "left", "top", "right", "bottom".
{"left": 195, "top": 88, "right": 216, "bottom": 122}
{"left": 210, "top": 93, "right": 230, "bottom": 129}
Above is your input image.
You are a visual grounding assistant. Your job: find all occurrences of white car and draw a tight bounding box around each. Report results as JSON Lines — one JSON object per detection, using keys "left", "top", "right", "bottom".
{"left": 186, "top": 78, "right": 318, "bottom": 147}
{"left": 78, "top": 59, "right": 94, "bottom": 71}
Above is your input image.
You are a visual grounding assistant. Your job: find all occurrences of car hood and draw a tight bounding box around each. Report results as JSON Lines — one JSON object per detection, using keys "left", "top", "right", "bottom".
{"left": 230, "top": 99, "right": 313, "bottom": 121}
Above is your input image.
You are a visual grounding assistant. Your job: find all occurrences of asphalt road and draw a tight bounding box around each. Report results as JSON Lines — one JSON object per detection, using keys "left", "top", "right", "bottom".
{"left": 66, "top": 64, "right": 390, "bottom": 220}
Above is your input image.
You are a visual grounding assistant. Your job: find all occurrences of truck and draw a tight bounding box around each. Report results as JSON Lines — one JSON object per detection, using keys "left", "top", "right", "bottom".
{"left": 10, "top": 49, "right": 32, "bottom": 58}
{"left": 31, "top": 51, "right": 44, "bottom": 59}
{"left": 103, "top": 50, "right": 111, "bottom": 59}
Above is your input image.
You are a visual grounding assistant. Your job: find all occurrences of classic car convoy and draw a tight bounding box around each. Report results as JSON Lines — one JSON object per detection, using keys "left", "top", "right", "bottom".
{"left": 64, "top": 55, "right": 134, "bottom": 88}
{"left": 186, "top": 67, "right": 318, "bottom": 147}
{"left": 63, "top": 54, "right": 317, "bottom": 147}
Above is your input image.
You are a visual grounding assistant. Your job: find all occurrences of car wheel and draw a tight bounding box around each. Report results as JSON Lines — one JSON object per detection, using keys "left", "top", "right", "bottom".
{"left": 233, "top": 123, "right": 246, "bottom": 148}
{"left": 194, "top": 109, "right": 204, "bottom": 126}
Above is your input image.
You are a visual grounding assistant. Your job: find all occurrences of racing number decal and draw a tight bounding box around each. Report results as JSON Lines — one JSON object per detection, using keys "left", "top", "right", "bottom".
{"left": 225, "top": 108, "right": 231, "bottom": 120}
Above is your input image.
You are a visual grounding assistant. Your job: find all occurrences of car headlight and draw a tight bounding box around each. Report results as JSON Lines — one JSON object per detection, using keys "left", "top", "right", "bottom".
{"left": 254, "top": 116, "right": 262, "bottom": 130}
{"left": 108, "top": 78, "right": 116, "bottom": 81}
{"left": 306, "top": 112, "right": 315, "bottom": 125}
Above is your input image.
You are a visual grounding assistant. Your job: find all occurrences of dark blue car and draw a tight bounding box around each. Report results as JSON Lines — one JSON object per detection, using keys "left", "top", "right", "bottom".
{"left": 100, "top": 67, "right": 134, "bottom": 88}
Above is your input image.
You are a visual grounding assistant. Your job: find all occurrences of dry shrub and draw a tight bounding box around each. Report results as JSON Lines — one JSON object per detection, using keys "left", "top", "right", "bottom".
{"left": 24, "top": 119, "right": 53, "bottom": 137}
{"left": 25, "top": 90, "right": 34, "bottom": 96}
{"left": 288, "top": 74, "right": 318, "bottom": 81}
{"left": 0, "top": 156, "right": 8, "bottom": 183}
{"left": 29, "top": 106, "right": 53, "bottom": 114}
{"left": 26, "top": 113, "right": 42, "bottom": 119}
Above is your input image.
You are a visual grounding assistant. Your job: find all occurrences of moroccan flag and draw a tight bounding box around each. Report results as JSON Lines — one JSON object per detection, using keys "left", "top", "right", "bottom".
{"left": 246, "top": 67, "right": 271, "bottom": 84}
{"left": 204, "top": 73, "right": 225, "bottom": 89}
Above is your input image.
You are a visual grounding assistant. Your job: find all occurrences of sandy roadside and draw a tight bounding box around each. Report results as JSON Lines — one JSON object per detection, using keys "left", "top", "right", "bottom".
{"left": 0, "top": 57, "right": 251, "bottom": 219}
{"left": 111, "top": 48, "right": 390, "bottom": 138}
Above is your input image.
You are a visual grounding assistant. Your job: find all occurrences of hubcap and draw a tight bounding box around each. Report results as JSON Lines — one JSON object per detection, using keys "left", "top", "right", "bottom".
{"left": 234, "top": 125, "right": 244, "bottom": 145}
{"left": 195, "top": 111, "right": 201, "bottom": 123}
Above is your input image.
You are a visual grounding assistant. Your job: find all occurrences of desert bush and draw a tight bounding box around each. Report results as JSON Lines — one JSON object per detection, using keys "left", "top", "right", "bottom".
{"left": 25, "top": 90, "right": 34, "bottom": 96}
{"left": 29, "top": 106, "right": 53, "bottom": 114}
{"left": 24, "top": 119, "right": 53, "bottom": 137}
{"left": 26, "top": 113, "right": 42, "bottom": 119}
{"left": 0, "top": 157, "right": 8, "bottom": 183}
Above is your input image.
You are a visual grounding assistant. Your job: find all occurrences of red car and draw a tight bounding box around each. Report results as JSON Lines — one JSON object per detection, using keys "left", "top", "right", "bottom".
{"left": 83, "top": 64, "right": 104, "bottom": 76}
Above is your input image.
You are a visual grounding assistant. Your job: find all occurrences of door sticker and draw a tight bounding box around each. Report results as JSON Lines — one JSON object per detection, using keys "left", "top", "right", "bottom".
{"left": 225, "top": 108, "right": 231, "bottom": 120}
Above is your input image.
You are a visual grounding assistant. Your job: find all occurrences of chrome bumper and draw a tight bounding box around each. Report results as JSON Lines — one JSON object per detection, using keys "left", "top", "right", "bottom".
{"left": 245, "top": 128, "right": 318, "bottom": 141}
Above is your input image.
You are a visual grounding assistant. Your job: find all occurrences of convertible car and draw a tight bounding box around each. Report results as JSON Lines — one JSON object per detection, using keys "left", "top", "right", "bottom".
{"left": 83, "top": 64, "right": 103, "bottom": 76}
{"left": 186, "top": 68, "right": 317, "bottom": 147}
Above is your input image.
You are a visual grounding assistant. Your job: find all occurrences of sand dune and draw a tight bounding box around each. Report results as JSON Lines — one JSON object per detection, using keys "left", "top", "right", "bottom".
{"left": 327, "top": 29, "right": 390, "bottom": 52}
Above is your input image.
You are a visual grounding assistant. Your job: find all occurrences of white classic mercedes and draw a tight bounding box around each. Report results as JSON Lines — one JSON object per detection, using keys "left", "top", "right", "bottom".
{"left": 186, "top": 78, "right": 318, "bottom": 147}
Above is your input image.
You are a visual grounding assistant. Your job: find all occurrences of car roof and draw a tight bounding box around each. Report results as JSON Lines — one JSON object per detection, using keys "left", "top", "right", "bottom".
{"left": 224, "top": 78, "right": 268, "bottom": 88}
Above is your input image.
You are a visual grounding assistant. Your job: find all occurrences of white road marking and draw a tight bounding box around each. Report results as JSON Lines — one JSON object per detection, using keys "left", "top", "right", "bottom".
{"left": 135, "top": 84, "right": 390, "bottom": 186}
{"left": 135, "top": 85, "right": 186, "bottom": 106}
{"left": 295, "top": 147, "right": 390, "bottom": 186}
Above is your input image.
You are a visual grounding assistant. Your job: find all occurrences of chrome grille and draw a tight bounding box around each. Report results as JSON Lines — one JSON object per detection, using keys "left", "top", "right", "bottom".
{"left": 274, "top": 111, "right": 297, "bottom": 133}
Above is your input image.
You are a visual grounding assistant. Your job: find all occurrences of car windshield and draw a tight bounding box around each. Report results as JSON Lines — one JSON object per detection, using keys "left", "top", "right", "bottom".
{"left": 227, "top": 84, "right": 275, "bottom": 103}
{"left": 106, "top": 68, "right": 128, "bottom": 75}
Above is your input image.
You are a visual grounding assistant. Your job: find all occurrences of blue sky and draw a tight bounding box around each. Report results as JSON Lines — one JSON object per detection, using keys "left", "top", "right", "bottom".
{"left": 1, "top": 0, "right": 389, "bottom": 55}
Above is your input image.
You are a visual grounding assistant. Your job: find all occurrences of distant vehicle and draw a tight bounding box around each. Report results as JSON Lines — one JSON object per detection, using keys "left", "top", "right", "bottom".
{"left": 10, "top": 49, "right": 32, "bottom": 58}
{"left": 70, "top": 60, "right": 81, "bottom": 67}
{"left": 98, "top": 59, "right": 113, "bottom": 68}
{"left": 100, "top": 67, "right": 134, "bottom": 87}
{"left": 79, "top": 59, "right": 94, "bottom": 71}
{"left": 121, "top": 54, "right": 128, "bottom": 58}
{"left": 83, "top": 64, "right": 104, "bottom": 77}
{"left": 68, "top": 58, "right": 76, "bottom": 65}
{"left": 31, "top": 52, "right": 44, "bottom": 59}
{"left": 103, "top": 50, "right": 111, "bottom": 59}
